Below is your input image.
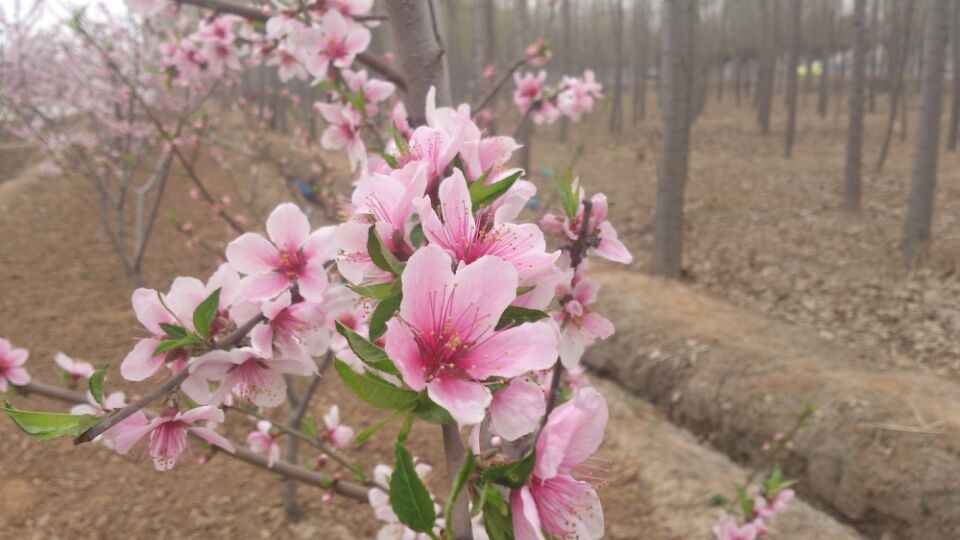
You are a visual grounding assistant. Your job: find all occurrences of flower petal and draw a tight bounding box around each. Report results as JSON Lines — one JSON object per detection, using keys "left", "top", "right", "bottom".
{"left": 266, "top": 203, "right": 311, "bottom": 252}
{"left": 426, "top": 376, "right": 490, "bottom": 426}
{"left": 226, "top": 233, "right": 280, "bottom": 274}
{"left": 461, "top": 320, "right": 558, "bottom": 379}
{"left": 240, "top": 272, "right": 290, "bottom": 302}
{"left": 490, "top": 378, "right": 545, "bottom": 441}
{"left": 120, "top": 338, "right": 165, "bottom": 381}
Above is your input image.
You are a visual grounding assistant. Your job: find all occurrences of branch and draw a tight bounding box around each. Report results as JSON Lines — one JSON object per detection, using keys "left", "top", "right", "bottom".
{"left": 74, "top": 313, "right": 266, "bottom": 444}
{"left": 18, "top": 380, "right": 368, "bottom": 501}
{"left": 442, "top": 424, "right": 472, "bottom": 540}
{"left": 473, "top": 57, "right": 527, "bottom": 113}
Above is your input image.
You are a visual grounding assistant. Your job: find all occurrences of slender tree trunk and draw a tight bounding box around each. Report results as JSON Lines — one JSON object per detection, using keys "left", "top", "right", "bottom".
{"left": 690, "top": 4, "right": 706, "bottom": 123}
{"left": 734, "top": 54, "right": 744, "bottom": 106}
{"left": 633, "top": 0, "right": 649, "bottom": 125}
{"left": 757, "top": 0, "right": 776, "bottom": 134}
{"left": 903, "top": 0, "right": 950, "bottom": 268}
{"left": 609, "top": 0, "right": 625, "bottom": 133}
{"left": 784, "top": 0, "right": 802, "bottom": 158}
{"left": 472, "top": 0, "right": 496, "bottom": 131}
{"left": 653, "top": 0, "right": 695, "bottom": 278}
{"left": 844, "top": 0, "right": 868, "bottom": 212}
{"left": 947, "top": 0, "right": 960, "bottom": 151}
{"left": 560, "top": 0, "right": 573, "bottom": 139}
{"left": 867, "top": 0, "right": 880, "bottom": 113}
{"left": 876, "top": 0, "right": 916, "bottom": 171}
{"left": 817, "top": 0, "right": 833, "bottom": 117}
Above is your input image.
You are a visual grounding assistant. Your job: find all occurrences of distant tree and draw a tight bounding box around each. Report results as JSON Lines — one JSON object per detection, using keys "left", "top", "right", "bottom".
{"left": 843, "top": 0, "right": 868, "bottom": 212}
{"left": 784, "top": 0, "right": 802, "bottom": 158}
{"left": 867, "top": 0, "right": 880, "bottom": 113}
{"left": 903, "top": 0, "right": 950, "bottom": 268}
{"left": 816, "top": 0, "right": 832, "bottom": 117}
{"left": 947, "top": 0, "right": 960, "bottom": 151}
{"left": 756, "top": 0, "right": 776, "bottom": 134}
{"left": 653, "top": 0, "right": 696, "bottom": 278}
{"left": 633, "top": 0, "right": 649, "bottom": 124}
{"left": 609, "top": 0, "right": 625, "bottom": 133}
{"left": 876, "top": 0, "right": 916, "bottom": 171}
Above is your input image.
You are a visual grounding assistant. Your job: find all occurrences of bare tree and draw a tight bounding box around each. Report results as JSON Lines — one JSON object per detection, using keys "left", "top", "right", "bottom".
{"left": 867, "top": 0, "right": 880, "bottom": 113}
{"left": 653, "top": 0, "right": 696, "bottom": 278}
{"left": 843, "top": 0, "right": 868, "bottom": 212}
{"left": 784, "top": 0, "right": 802, "bottom": 158}
{"left": 876, "top": 0, "right": 916, "bottom": 171}
{"left": 903, "top": 0, "right": 950, "bottom": 268}
{"left": 560, "top": 0, "right": 573, "bottom": 140}
{"left": 609, "top": 0, "right": 625, "bottom": 133}
{"left": 472, "top": 0, "right": 497, "bottom": 131}
{"left": 817, "top": 0, "right": 833, "bottom": 117}
{"left": 633, "top": 0, "right": 649, "bottom": 124}
{"left": 756, "top": 0, "right": 776, "bottom": 134}
{"left": 947, "top": 0, "right": 960, "bottom": 151}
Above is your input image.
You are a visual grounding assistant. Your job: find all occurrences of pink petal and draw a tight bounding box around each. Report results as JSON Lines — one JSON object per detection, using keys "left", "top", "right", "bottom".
{"left": 131, "top": 288, "right": 172, "bottom": 335}
{"left": 426, "top": 376, "right": 490, "bottom": 426}
{"left": 190, "top": 426, "right": 236, "bottom": 452}
{"left": 178, "top": 404, "right": 225, "bottom": 424}
{"left": 180, "top": 374, "right": 212, "bottom": 405}
{"left": 5, "top": 367, "right": 31, "bottom": 386}
{"left": 595, "top": 221, "right": 633, "bottom": 264}
{"left": 449, "top": 255, "right": 518, "bottom": 337}
{"left": 573, "top": 278, "right": 601, "bottom": 306}
{"left": 0, "top": 338, "right": 10, "bottom": 356}
{"left": 383, "top": 319, "right": 427, "bottom": 390}
{"left": 535, "top": 388, "right": 608, "bottom": 479}
{"left": 266, "top": 203, "right": 311, "bottom": 253}
{"left": 582, "top": 313, "right": 614, "bottom": 342}
{"left": 297, "top": 261, "right": 328, "bottom": 303}
{"left": 511, "top": 487, "right": 546, "bottom": 540}
{"left": 226, "top": 233, "right": 280, "bottom": 274}
{"left": 7, "top": 347, "right": 29, "bottom": 367}
{"left": 120, "top": 338, "right": 165, "bottom": 381}
{"left": 250, "top": 323, "right": 275, "bottom": 358}
{"left": 113, "top": 416, "right": 164, "bottom": 455}
{"left": 240, "top": 272, "right": 291, "bottom": 302}
{"left": 302, "top": 225, "right": 337, "bottom": 262}
{"left": 490, "top": 378, "right": 545, "bottom": 441}
{"left": 558, "top": 324, "right": 585, "bottom": 369}
{"left": 190, "top": 349, "right": 242, "bottom": 379}
{"left": 399, "top": 245, "right": 455, "bottom": 332}
{"left": 462, "top": 321, "right": 558, "bottom": 379}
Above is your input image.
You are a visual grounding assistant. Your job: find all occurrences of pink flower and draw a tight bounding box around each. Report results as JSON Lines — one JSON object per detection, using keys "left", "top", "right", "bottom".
{"left": 294, "top": 10, "right": 371, "bottom": 79}
{"left": 513, "top": 71, "right": 560, "bottom": 125}
{"left": 0, "top": 338, "right": 30, "bottom": 392}
{"left": 54, "top": 352, "right": 95, "bottom": 383}
{"left": 317, "top": 102, "right": 367, "bottom": 172}
{"left": 249, "top": 290, "right": 329, "bottom": 360}
{"left": 754, "top": 489, "right": 795, "bottom": 520}
{"left": 71, "top": 391, "right": 126, "bottom": 417}
{"left": 323, "top": 405, "right": 354, "bottom": 448}
{"left": 553, "top": 273, "right": 614, "bottom": 368}
{"left": 558, "top": 70, "right": 603, "bottom": 121}
{"left": 712, "top": 513, "right": 760, "bottom": 540}
{"left": 226, "top": 203, "right": 335, "bottom": 303}
{"left": 246, "top": 420, "right": 281, "bottom": 467}
{"left": 114, "top": 405, "right": 235, "bottom": 471}
{"left": 191, "top": 347, "right": 317, "bottom": 408}
{"left": 383, "top": 245, "right": 557, "bottom": 425}
{"left": 540, "top": 191, "right": 633, "bottom": 265}
{"left": 489, "top": 378, "right": 545, "bottom": 441}
{"left": 391, "top": 101, "right": 412, "bottom": 139}
{"left": 415, "top": 170, "right": 558, "bottom": 286}
{"left": 342, "top": 69, "right": 395, "bottom": 116}
{"left": 511, "top": 388, "right": 608, "bottom": 540}
{"left": 267, "top": 46, "right": 308, "bottom": 82}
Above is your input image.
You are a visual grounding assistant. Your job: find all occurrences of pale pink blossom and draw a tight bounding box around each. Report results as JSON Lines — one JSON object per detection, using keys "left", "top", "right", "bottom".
{"left": 511, "top": 388, "right": 607, "bottom": 540}
{"left": 712, "top": 513, "right": 760, "bottom": 540}
{"left": 553, "top": 273, "right": 614, "bottom": 368}
{"left": 294, "top": 10, "right": 371, "bottom": 79}
{"left": 114, "top": 405, "right": 235, "bottom": 471}
{"left": 246, "top": 420, "right": 281, "bottom": 467}
{"left": 391, "top": 101, "right": 412, "bottom": 139}
{"left": 557, "top": 70, "right": 603, "bottom": 121}
{"left": 0, "top": 338, "right": 30, "bottom": 392}
{"left": 267, "top": 46, "right": 308, "bottom": 82}
{"left": 513, "top": 71, "right": 560, "bottom": 125}
{"left": 54, "top": 352, "right": 95, "bottom": 382}
{"left": 754, "top": 489, "right": 795, "bottom": 520}
{"left": 489, "top": 378, "right": 545, "bottom": 441}
{"left": 317, "top": 102, "right": 367, "bottom": 172}
{"left": 342, "top": 69, "right": 395, "bottom": 116}
{"left": 249, "top": 290, "right": 329, "bottom": 360}
{"left": 323, "top": 405, "right": 354, "bottom": 448}
{"left": 540, "top": 191, "right": 633, "bottom": 265}
{"left": 191, "top": 347, "right": 317, "bottom": 408}
{"left": 225, "top": 203, "right": 335, "bottom": 302}
{"left": 383, "top": 245, "right": 557, "bottom": 425}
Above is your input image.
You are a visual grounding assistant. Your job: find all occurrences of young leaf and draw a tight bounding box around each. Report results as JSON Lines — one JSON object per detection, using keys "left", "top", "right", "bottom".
{"left": 396, "top": 413, "right": 415, "bottom": 444}
{"left": 481, "top": 449, "right": 536, "bottom": 489}
{"left": 354, "top": 408, "right": 411, "bottom": 445}
{"left": 367, "top": 226, "right": 404, "bottom": 275}
{"left": 410, "top": 223, "right": 425, "bottom": 249}
{"left": 335, "top": 321, "right": 401, "bottom": 376}
{"left": 735, "top": 485, "right": 754, "bottom": 518}
{"left": 349, "top": 280, "right": 400, "bottom": 301}
{"left": 551, "top": 169, "right": 579, "bottom": 220}
{"left": 444, "top": 450, "right": 476, "bottom": 536}
{"left": 412, "top": 394, "right": 454, "bottom": 425}
{"left": 495, "top": 306, "right": 550, "bottom": 330}
{"left": 334, "top": 360, "right": 418, "bottom": 410}
{"left": 152, "top": 335, "right": 200, "bottom": 357}
{"left": 469, "top": 170, "right": 522, "bottom": 210}
{"left": 88, "top": 366, "right": 109, "bottom": 408}
{"left": 0, "top": 404, "right": 101, "bottom": 441}
{"left": 481, "top": 487, "right": 515, "bottom": 540}
{"left": 193, "top": 288, "right": 221, "bottom": 339}
{"left": 159, "top": 323, "right": 188, "bottom": 339}
{"left": 370, "top": 293, "right": 402, "bottom": 340}
{"left": 301, "top": 414, "right": 317, "bottom": 439}
{"left": 390, "top": 442, "right": 438, "bottom": 533}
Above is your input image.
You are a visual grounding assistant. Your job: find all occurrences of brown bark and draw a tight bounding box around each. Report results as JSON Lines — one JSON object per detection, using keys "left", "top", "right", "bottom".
{"left": 843, "top": 0, "right": 868, "bottom": 212}
{"left": 784, "top": 0, "right": 802, "bottom": 158}
{"left": 633, "top": 0, "right": 649, "bottom": 124}
{"left": 876, "top": 0, "right": 916, "bottom": 171}
{"left": 756, "top": 0, "right": 776, "bottom": 134}
{"left": 609, "top": 0, "right": 625, "bottom": 133}
{"left": 947, "top": 0, "right": 960, "bottom": 151}
{"left": 817, "top": 0, "right": 833, "bottom": 117}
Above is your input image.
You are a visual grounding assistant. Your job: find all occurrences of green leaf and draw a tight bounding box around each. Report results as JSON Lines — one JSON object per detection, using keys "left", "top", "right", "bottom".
{"left": 735, "top": 485, "right": 754, "bottom": 518}
{"left": 370, "top": 293, "right": 402, "bottom": 340}
{"left": 301, "top": 414, "right": 317, "bottom": 439}
{"left": 349, "top": 280, "right": 401, "bottom": 300}
{"left": 444, "top": 450, "right": 476, "bottom": 535}
{"left": 0, "top": 403, "right": 101, "bottom": 441}
{"left": 335, "top": 322, "right": 401, "bottom": 376}
{"left": 88, "top": 366, "right": 109, "bottom": 408}
{"left": 481, "top": 450, "right": 536, "bottom": 489}
{"left": 412, "top": 395, "right": 454, "bottom": 425}
{"left": 381, "top": 152, "right": 399, "bottom": 169}
{"left": 367, "top": 226, "right": 404, "bottom": 275}
{"left": 481, "top": 487, "right": 515, "bottom": 540}
{"left": 708, "top": 494, "right": 731, "bottom": 507}
{"left": 410, "top": 223, "right": 425, "bottom": 249}
{"left": 551, "top": 169, "right": 579, "bottom": 220}
{"left": 396, "top": 413, "right": 415, "bottom": 444}
{"left": 392, "top": 126, "right": 410, "bottom": 155}
{"left": 495, "top": 306, "right": 550, "bottom": 330}
{"left": 354, "top": 407, "right": 410, "bottom": 445}
{"left": 193, "top": 288, "right": 221, "bottom": 339}
{"left": 152, "top": 335, "right": 200, "bottom": 357}
{"left": 390, "top": 442, "right": 438, "bottom": 533}
{"left": 515, "top": 286, "right": 535, "bottom": 296}
{"left": 469, "top": 170, "right": 522, "bottom": 210}
{"left": 159, "top": 322, "right": 188, "bottom": 339}
{"left": 334, "top": 359, "right": 418, "bottom": 410}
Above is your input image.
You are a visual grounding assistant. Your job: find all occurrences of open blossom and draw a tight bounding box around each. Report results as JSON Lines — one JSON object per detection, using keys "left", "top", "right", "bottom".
{"left": 754, "top": 489, "right": 794, "bottom": 521}
{"left": 553, "top": 272, "right": 614, "bottom": 368}
{"left": 513, "top": 71, "right": 561, "bottom": 125}
{"left": 247, "top": 420, "right": 281, "bottom": 467}
{"left": 512, "top": 388, "right": 608, "bottom": 540}
{"left": 323, "top": 405, "right": 354, "bottom": 448}
{"left": 268, "top": 46, "right": 308, "bottom": 82}
{"left": 54, "top": 352, "right": 95, "bottom": 383}
{"left": 540, "top": 191, "right": 633, "bottom": 265}
{"left": 0, "top": 338, "right": 30, "bottom": 392}
{"left": 557, "top": 70, "right": 603, "bottom": 121}
{"left": 712, "top": 513, "right": 760, "bottom": 540}
{"left": 249, "top": 290, "right": 329, "bottom": 360}
{"left": 226, "top": 203, "right": 335, "bottom": 303}
{"left": 383, "top": 245, "right": 557, "bottom": 426}
{"left": 415, "top": 170, "right": 558, "bottom": 287}
{"left": 342, "top": 69, "right": 395, "bottom": 116}
{"left": 191, "top": 347, "right": 317, "bottom": 408}
{"left": 317, "top": 102, "right": 366, "bottom": 172}
{"left": 114, "top": 406, "right": 235, "bottom": 471}
{"left": 489, "top": 377, "right": 545, "bottom": 441}
{"left": 294, "top": 10, "right": 371, "bottom": 79}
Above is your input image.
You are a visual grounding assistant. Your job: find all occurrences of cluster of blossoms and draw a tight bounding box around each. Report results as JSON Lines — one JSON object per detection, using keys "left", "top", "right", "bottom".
{"left": 513, "top": 69, "right": 604, "bottom": 125}
{"left": 713, "top": 489, "right": 795, "bottom": 540}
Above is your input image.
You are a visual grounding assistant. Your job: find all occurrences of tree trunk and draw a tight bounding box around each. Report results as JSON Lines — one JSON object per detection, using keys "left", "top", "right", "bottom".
{"left": 817, "top": 0, "right": 832, "bottom": 117}
{"left": 609, "top": 0, "right": 625, "bottom": 133}
{"left": 947, "top": 0, "right": 960, "bottom": 151}
{"left": 633, "top": 0, "right": 649, "bottom": 125}
{"left": 653, "top": 0, "right": 695, "bottom": 278}
{"left": 784, "top": 0, "right": 802, "bottom": 158}
{"left": 843, "top": 0, "right": 868, "bottom": 212}
{"left": 472, "top": 0, "right": 496, "bottom": 130}
{"left": 560, "top": 0, "right": 573, "bottom": 139}
{"left": 876, "top": 0, "right": 916, "bottom": 171}
{"left": 757, "top": 0, "right": 776, "bottom": 134}
{"left": 384, "top": 0, "right": 452, "bottom": 125}
{"left": 903, "top": 0, "right": 950, "bottom": 268}
{"left": 867, "top": 0, "right": 880, "bottom": 113}
{"left": 734, "top": 54, "right": 743, "bottom": 106}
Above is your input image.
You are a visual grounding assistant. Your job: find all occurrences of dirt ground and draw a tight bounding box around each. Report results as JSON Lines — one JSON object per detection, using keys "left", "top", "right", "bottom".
{"left": 1, "top": 91, "right": 949, "bottom": 538}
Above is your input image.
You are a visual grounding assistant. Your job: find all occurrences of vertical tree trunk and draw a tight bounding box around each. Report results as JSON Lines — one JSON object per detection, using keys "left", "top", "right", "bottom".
{"left": 609, "top": 0, "right": 625, "bottom": 133}
{"left": 867, "top": 0, "right": 880, "bottom": 113}
{"left": 633, "top": 0, "right": 649, "bottom": 125}
{"left": 817, "top": 0, "right": 833, "bottom": 117}
{"left": 757, "top": 0, "right": 776, "bottom": 134}
{"left": 903, "top": 0, "right": 950, "bottom": 268}
{"left": 653, "top": 0, "right": 695, "bottom": 278}
{"left": 843, "top": 0, "right": 868, "bottom": 212}
{"left": 515, "top": 0, "right": 530, "bottom": 54}
{"left": 734, "top": 54, "right": 744, "bottom": 106}
{"left": 690, "top": 3, "right": 707, "bottom": 123}
{"left": 560, "top": 0, "right": 573, "bottom": 139}
{"left": 472, "top": 0, "right": 497, "bottom": 131}
{"left": 784, "top": 0, "right": 802, "bottom": 158}
{"left": 876, "top": 0, "right": 916, "bottom": 171}
{"left": 947, "top": 0, "right": 960, "bottom": 151}
{"left": 384, "top": 0, "right": 452, "bottom": 125}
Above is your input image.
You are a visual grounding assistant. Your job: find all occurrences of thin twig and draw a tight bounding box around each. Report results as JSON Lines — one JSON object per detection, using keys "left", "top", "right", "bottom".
{"left": 473, "top": 57, "right": 527, "bottom": 112}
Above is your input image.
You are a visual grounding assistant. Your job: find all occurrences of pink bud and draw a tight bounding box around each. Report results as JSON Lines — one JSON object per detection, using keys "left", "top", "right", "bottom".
{"left": 774, "top": 432, "right": 784, "bottom": 442}
{"left": 321, "top": 492, "right": 332, "bottom": 503}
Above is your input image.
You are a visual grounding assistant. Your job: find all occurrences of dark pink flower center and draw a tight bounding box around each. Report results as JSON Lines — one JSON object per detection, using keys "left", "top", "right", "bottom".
{"left": 276, "top": 250, "right": 307, "bottom": 279}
